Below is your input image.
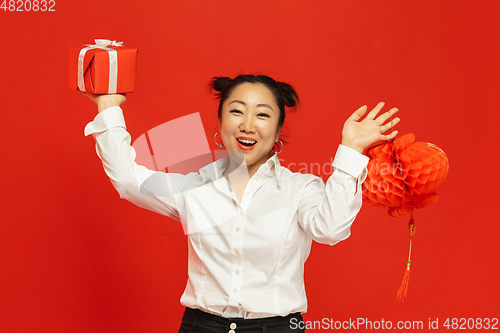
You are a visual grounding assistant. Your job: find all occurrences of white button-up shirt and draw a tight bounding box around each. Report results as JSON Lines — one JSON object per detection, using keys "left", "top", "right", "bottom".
{"left": 84, "top": 106, "right": 369, "bottom": 319}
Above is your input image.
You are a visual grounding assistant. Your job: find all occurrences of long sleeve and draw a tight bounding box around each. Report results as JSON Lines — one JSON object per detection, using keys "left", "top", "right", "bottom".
{"left": 84, "top": 106, "right": 190, "bottom": 222}
{"left": 297, "top": 144, "right": 369, "bottom": 245}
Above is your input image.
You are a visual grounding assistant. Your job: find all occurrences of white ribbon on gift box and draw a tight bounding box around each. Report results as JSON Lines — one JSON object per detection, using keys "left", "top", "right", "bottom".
{"left": 77, "top": 39, "right": 123, "bottom": 93}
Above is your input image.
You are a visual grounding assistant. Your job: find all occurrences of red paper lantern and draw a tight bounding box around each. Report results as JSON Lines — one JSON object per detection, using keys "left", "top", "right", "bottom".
{"left": 362, "top": 133, "right": 449, "bottom": 301}
{"left": 363, "top": 133, "right": 449, "bottom": 216}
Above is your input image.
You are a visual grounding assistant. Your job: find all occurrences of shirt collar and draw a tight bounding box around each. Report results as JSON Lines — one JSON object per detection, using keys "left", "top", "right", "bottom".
{"left": 195, "top": 153, "right": 282, "bottom": 187}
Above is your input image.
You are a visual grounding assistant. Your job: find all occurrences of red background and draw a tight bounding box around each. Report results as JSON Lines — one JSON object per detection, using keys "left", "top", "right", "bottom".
{"left": 1, "top": 0, "right": 498, "bottom": 332}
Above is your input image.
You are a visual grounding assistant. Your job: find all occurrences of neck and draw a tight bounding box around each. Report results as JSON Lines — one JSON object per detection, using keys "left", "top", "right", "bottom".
{"left": 224, "top": 154, "right": 272, "bottom": 181}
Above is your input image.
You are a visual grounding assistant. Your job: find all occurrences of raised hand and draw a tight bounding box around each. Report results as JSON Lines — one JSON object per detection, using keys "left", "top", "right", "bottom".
{"left": 341, "top": 102, "right": 400, "bottom": 154}
{"left": 78, "top": 91, "right": 127, "bottom": 113}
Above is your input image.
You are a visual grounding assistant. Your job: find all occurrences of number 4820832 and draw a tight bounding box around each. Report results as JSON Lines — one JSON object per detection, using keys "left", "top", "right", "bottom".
{"left": 1, "top": 0, "right": 56, "bottom": 11}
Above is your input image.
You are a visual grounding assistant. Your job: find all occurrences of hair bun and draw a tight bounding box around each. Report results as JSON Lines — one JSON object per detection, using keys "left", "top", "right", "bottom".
{"left": 209, "top": 77, "right": 232, "bottom": 92}
{"left": 277, "top": 82, "right": 299, "bottom": 108}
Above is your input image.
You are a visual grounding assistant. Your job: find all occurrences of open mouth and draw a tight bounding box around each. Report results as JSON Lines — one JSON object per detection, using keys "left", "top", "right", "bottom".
{"left": 237, "top": 138, "right": 257, "bottom": 147}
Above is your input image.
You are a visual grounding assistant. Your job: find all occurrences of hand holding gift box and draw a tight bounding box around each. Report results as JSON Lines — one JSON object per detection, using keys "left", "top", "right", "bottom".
{"left": 79, "top": 91, "right": 127, "bottom": 114}
{"left": 69, "top": 39, "right": 137, "bottom": 94}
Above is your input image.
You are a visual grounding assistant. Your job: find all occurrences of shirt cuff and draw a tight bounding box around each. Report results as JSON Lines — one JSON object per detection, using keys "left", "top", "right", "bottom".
{"left": 332, "top": 144, "right": 370, "bottom": 178}
{"left": 84, "top": 106, "right": 126, "bottom": 137}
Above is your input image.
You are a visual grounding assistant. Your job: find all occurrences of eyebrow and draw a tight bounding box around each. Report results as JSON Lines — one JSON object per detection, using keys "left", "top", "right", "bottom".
{"left": 229, "top": 100, "right": 275, "bottom": 112}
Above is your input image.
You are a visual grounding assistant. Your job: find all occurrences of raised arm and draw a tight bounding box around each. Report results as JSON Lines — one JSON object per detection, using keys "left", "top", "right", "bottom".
{"left": 297, "top": 102, "right": 401, "bottom": 245}
{"left": 297, "top": 144, "right": 369, "bottom": 245}
{"left": 79, "top": 93, "right": 188, "bottom": 222}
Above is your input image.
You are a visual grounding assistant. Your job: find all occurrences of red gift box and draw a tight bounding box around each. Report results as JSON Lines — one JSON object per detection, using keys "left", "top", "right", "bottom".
{"left": 68, "top": 39, "right": 137, "bottom": 94}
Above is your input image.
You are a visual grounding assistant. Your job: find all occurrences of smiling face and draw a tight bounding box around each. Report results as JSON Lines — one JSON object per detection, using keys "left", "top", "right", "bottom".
{"left": 219, "top": 82, "right": 281, "bottom": 175}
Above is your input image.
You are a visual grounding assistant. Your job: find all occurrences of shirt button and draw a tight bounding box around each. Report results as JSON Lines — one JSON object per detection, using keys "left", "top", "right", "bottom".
{"left": 230, "top": 322, "right": 237, "bottom": 329}
{"left": 238, "top": 303, "right": 242, "bottom": 307}
{"left": 236, "top": 227, "right": 239, "bottom": 231}
{"left": 234, "top": 250, "right": 239, "bottom": 254}
{"left": 233, "top": 289, "right": 237, "bottom": 293}
{"left": 235, "top": 270, "right": 239, "bottom": 274}
{"left": 229, "top": 330, "right": 235, "bottom": 333}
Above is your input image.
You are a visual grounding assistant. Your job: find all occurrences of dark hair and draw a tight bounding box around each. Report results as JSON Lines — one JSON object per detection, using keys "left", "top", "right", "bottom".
{"left": 208, "top": 74, "right": 299, "bottom": 148}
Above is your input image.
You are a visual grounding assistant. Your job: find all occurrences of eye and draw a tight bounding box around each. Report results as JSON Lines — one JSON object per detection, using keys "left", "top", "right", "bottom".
{"left": 230, "top": 110, "right": 269, "bottom": 117}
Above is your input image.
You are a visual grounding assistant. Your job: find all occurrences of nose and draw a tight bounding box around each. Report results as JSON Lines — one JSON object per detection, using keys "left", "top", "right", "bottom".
{"left": 240, "top": 114, "right": 255, "bottom": 133}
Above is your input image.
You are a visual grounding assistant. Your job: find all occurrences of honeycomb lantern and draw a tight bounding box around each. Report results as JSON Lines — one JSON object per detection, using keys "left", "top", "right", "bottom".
{"left": 362, "top": 133, "right": 449, "bottom": 217}
{"left": 361, "top": 133, "right": 449, "bottom": 302}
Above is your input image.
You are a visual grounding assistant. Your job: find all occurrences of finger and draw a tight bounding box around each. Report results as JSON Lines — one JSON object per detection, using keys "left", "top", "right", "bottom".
{"left": 380, "top": 117, "right": 400, "bottom": 133}
{"left": 366, "top": 101, "right": 386, "bottom": 120}
{"left": 376, "top": 107, "right": 399, "bottom": 125}
{"left": 347, "top": 105, "right": 368, "bottom": 122}
{"left": 381, "top": 130, "right": 399, "bottom": 140}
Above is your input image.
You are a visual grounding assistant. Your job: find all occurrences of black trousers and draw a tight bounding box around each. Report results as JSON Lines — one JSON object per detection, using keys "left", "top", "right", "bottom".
{"left": 178, "top": 307, "right": 305, "bottom": 333}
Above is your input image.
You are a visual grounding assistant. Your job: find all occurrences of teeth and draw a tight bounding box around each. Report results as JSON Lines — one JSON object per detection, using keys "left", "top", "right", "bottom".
{"left": 238, "top": 139, "right": 256, "bottom": 144}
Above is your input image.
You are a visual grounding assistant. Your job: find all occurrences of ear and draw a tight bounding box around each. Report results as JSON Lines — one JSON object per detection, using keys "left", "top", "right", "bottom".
{"left": 276, "top": 127, "right": 282, "bottom": 142}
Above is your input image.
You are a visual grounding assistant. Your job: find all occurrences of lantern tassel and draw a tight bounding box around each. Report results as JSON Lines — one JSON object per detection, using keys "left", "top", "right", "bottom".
{"left": 397, "top": 213, "right": 415, "bottom": 302}
{"left": 397, "top": 260, "right": 411, "bottom": 302}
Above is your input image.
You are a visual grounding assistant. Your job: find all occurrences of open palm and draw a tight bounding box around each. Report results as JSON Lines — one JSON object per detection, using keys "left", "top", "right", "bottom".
{"left": 341, "top": 102, "right": 401, "bottom": 154}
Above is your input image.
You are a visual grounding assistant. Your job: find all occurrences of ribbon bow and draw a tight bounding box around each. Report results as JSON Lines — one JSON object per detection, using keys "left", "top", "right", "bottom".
{"left": 93, "top": 39, "right": 124, "bottom": 47}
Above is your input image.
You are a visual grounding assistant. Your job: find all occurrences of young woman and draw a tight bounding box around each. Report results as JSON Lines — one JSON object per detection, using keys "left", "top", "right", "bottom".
{"left": 80, "top": 74, "right": 400, "bottom": 332}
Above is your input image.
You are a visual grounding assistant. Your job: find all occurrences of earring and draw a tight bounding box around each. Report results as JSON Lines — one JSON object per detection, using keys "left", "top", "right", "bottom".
{"left": 273, "top": 139, "right": 283, "bottom": 155}
{"left": 214, "top": 131, "right": 223, "bottom": 147}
